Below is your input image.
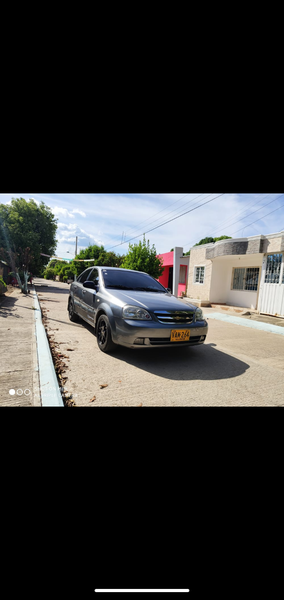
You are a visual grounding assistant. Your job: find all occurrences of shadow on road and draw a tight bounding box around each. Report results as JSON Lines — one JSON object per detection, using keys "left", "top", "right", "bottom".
{"left": 106, "top": 341, "right": 250, "bottom": 381}
{"left": 0, "top": 295, "right": 23, "bottom": 318}
{"left": 34, "top": 285, "right": 70, "bottom": 295}
{"left": 79, "top": 318, "right": 250, "bottom": 381}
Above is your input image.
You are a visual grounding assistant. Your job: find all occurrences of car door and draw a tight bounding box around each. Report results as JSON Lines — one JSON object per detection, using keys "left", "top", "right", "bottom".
{"left": 73, "top": 268, "right": 93, "bottom": 317}
{"left": 81, "top": 267, "right": 100, "bottom": 324}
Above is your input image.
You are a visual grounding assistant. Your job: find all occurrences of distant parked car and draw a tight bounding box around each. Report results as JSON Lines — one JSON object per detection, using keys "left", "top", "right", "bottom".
{"left": 68, "top": 267, "right": 208, "bottom": 353}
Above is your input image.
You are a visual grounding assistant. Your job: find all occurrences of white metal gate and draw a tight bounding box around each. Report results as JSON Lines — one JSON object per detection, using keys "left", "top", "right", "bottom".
{"left": 258, "top": 253, "right": 284, "bottom": 316}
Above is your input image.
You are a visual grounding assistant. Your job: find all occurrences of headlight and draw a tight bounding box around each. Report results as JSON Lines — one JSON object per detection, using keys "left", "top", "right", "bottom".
{"left": 195, "top": 307, "right": 204, "bottom": 321}
{"left": 122, "top": 305, "right": 152, "bottom": 320}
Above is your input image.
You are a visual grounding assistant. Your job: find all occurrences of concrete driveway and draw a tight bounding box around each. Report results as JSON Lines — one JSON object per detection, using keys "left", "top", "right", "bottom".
{"left": 34, "top": 278, "right": 284, "bottom": 406}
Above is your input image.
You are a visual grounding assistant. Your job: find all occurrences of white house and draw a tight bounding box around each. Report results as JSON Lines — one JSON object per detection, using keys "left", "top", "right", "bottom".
{"left": 186, "top": 230, "right": 284, "bottom": 317}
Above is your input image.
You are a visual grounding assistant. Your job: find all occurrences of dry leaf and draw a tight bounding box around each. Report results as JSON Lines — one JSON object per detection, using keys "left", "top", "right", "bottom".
{"left": 66, "top": 348, "right": 75, "bottom": 351}
{"left": 89, "top": 395, "right": 96, "bottom": 402}
{"left": 99, "top": 384, "right": 108, "bottom": 389}
{"left": 137, "top": 403, "right": 143, "bottom": 407}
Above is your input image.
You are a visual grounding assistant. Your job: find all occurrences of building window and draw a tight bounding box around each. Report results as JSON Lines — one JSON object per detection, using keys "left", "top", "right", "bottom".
{"left": 232, "top": 267, "right": 259, "bottom": 291}
{"left": 265, "top": 253, "right": 282, "bottom": 284}
{"left": 194, "top": 266, "right": 205, "bottom": 284}
{"left": 179, "top": 265, "right": 187, "bottom": 284}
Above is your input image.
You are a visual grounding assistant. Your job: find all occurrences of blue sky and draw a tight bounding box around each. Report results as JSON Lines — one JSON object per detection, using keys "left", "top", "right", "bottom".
{"left": 1, "top": 193, "right": 284, "bottom": 258}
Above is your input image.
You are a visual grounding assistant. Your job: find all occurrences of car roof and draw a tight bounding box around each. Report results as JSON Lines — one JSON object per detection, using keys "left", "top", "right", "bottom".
{"left": 94, "top": 266, "right": 149, "bottom": 275}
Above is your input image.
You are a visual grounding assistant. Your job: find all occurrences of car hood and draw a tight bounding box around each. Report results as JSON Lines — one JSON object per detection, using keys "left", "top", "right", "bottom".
{"left": 105, "top": 289, "right": 197, "bottom": 312}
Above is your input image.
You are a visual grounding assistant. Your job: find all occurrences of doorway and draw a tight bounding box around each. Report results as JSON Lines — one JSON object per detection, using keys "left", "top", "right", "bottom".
{"left": 168, "top": 267, "right": 173, "bottom": 292}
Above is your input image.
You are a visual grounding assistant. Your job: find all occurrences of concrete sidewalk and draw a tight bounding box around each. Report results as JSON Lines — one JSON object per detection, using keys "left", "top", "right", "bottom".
{"left": 182, "top": 299, "right": 284, "bottom": 328}
{"left": 0, "top": 284, "right": 40, "bottom": 406}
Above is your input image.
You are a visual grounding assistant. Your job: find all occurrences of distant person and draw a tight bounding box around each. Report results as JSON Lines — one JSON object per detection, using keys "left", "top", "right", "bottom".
{"left": 29, "top": 272, "right": 33, "bottom": 285}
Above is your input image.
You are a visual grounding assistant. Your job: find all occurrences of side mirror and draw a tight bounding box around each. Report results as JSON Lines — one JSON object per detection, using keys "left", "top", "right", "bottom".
{"left": 83, "top": 281, "right": 98, "bottom": 290}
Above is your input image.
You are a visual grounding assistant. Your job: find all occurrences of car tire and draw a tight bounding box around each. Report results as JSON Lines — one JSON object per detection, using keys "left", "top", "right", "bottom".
{"left": 96, "top": 314, "right": 116, "bottom": 353}
{"left": 68, "top": 297, "right": 80, "bottom": 322}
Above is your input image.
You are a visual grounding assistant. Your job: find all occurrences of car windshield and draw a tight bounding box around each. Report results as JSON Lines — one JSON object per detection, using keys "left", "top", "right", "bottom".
{"left": 101, "top": 269, "right": 167, "bottom": 292}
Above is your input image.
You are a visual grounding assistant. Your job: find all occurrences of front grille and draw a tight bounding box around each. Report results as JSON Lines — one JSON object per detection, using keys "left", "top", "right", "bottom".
{"left": 153, "top": 310, "right": 195, "bottom": 324}
{"left": 149, "top": 336, "right": 202, "bottom": 345}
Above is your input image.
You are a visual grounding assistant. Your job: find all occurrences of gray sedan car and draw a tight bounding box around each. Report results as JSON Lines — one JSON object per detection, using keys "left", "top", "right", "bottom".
{"left": 68, "top": 266, "right": 208, "bottom": 352}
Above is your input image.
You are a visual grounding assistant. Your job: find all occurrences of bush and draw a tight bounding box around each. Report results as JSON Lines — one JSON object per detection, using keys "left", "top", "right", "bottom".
{"left": 63, "top": 275, "right": 68, "bottom": 282}
{"left": 43, "top": 267, "right": 56, "bottom": 280}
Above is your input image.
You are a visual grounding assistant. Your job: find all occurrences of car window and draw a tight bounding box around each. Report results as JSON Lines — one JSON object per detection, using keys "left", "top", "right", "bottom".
{"left": 101, "top": 269, "right": 166, "bottom": 292}
{"left": 77, "top": 268, "right": 92, "bottom": 284}
{"left": 87, "top": 268, "right": 99, "bottom": 284}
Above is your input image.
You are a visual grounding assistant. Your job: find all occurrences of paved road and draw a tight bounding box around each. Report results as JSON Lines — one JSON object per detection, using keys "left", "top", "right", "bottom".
{"left": 34, "top": 278, "right": 284, "bottom": 407}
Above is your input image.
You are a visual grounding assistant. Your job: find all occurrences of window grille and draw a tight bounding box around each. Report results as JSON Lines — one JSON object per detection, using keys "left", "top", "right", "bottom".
{"left": 232, "top": 268, "right": 245, "bottom": 290}
{"left": 245, "top": 268, "right": 259, "bottom": 291}
{"left": 232, "top": 267, "right": 259, "bottom": 291}
{"left": 195, "top": 266, "right": 204, "bottom": 283}
{"left": 264, "top": 254, "right": 282, "bottom": 284}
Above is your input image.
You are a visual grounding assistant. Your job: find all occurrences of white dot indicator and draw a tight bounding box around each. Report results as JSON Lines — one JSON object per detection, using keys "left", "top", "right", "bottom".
{"left": 9, "top": 389, "right": 15, "bottom": 395}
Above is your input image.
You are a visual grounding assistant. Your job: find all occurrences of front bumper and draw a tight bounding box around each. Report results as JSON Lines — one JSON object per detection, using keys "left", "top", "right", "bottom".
{"left": 112, "top": 318, "right": 208, "bottom": 348}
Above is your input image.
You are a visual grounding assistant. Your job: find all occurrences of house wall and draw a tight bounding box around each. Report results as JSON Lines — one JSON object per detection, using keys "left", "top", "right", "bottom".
{"left": 159, "top": 265, "right": 170, "bottom": 289}
{"left": 173, "top": 248, "right": 190, "bottom": 297}
{"left": 157, "top": 249, "right": 190, "bottom": 296}
{"left": 260, "top": 235, "right": 283, "bottom": 254}
{"left": 159, "top": 251, "right": 174, "bottom": 267}
{"left": 157, "top": 251, "right": 173, "bottom": 290}
{"left": 186, "top": 245, "right": 213, "bottom": 301}
{"left": 210, "top": 254, "right": 263, "bottom": 308}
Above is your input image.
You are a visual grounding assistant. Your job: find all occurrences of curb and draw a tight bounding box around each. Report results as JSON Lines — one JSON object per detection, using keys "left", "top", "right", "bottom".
{"left": 32, "top": 285, "right": 64, "bottom": 406}
{"left": 206, "top": 312, "right": 284, "bottom": 336}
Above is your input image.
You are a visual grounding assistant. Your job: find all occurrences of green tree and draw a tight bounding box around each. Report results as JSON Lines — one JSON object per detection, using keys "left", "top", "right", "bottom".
{"left": 194, "top": 236, "right": 215, "bottom": 246}
{"left": 73, "top": 245, "right": 125, "bottom": 276}
{"left": 213, "top": 235, "right": 232, "bottom": 242}
{"left": 183, "top": 235, "right": 232, "bottom": 256}
{"left": 121, "top": 235, "right": 164, "bottom": 278}
{"left": 0, "top": 197, "right": 57, "bottom": 279}
{"left": 44, "top": 267, "right": 56, "bottom": 280}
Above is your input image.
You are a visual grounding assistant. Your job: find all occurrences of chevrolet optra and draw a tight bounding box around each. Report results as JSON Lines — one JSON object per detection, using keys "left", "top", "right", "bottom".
{"left": 68, "top": 267, "right": 208, "bottom": 353}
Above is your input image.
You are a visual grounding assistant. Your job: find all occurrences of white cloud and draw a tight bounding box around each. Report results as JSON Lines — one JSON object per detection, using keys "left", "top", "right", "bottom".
{"left": 72, "top": 209, "right": 86, "bottom": 217}
{"left": 57, "top": 222, "right": 77, "bottom": 230}
{"left": 52, "top": 207, "right": 75, "bottom": 218}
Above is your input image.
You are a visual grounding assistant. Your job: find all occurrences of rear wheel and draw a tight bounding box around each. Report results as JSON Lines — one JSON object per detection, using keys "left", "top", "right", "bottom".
{"left": 96, "top": 314, "right": 116, "bottom": 353}
{"left": 68, "top": 297, "right": 80, "bottom": 322}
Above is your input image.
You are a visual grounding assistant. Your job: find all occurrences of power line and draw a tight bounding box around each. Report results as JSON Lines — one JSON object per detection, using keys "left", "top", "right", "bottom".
{"left": 107, "top": 193, "right": 225, "bottom": 250}
{"left": 115, "top": 194, "right": 193, "bottom": 241}
{"left": 105, "top": 193, "right": 203, "bottom": 248}
{"left": 230, "top": 200, "right": 284, "bottom": 236}
{"left": 182, "top": 193, "right": 284, "bottom": 250}
{"left": 183, "top": 200, "right": 284, "bottom": 290}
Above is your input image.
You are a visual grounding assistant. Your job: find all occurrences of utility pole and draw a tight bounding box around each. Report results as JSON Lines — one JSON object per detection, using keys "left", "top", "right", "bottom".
{"left": 75, "top": 236, "right": 78, "bottom": 257}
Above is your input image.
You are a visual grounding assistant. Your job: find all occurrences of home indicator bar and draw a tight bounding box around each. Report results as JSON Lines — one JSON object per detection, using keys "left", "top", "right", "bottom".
{"left": 95, "top": 591, "right": 189, "bottom": 593}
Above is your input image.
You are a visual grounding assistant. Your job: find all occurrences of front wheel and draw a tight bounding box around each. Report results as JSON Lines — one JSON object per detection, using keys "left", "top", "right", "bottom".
{"left": 96, "top": 314, "right": 116, "bottom": 353}
{"left": 68, "top": 297, "right": 80, "bottom": 322}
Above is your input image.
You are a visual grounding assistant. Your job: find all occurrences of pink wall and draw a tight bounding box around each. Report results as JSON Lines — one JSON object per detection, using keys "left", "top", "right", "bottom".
{"left": 159, "top": 265, "right": 170, "bottom": 288}
{"left": 177, "top": 265, "right": 187, "bottom": 297}
{"left": 158, "top": 251, "right": 174, "bottom": 267}
{"left": 157, "top": 252, "right": 173, "bottom": 289}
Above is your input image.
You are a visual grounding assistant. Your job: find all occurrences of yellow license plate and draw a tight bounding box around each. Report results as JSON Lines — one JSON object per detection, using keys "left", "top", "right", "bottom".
{"left": 170, "top": 329, "right": 191, "bottom": 342}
